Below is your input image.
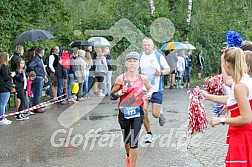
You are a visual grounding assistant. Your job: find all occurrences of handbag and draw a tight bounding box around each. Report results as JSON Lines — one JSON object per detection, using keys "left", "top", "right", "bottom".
{"left": 72, "top": 82, "right": 79, "bottom": 94}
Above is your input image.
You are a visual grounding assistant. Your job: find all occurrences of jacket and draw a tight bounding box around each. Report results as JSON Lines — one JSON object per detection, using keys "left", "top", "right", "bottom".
{"left": 29, "top": 54, "right": 46, "bottom": 78}
{"left": 10, "top": 53, "right": 21, "bottom": 71}
{"left": 72, "top": 55, "right": 86, "bottom": 83}
{"left": 0, "top": 64, "right": 12, "bottom": 93}
{"left": 14, "top": 70, "right": 26, "bottom": 92}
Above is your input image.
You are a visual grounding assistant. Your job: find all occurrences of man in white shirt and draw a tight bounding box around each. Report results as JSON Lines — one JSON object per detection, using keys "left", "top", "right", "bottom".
{"left": 48, "top": 46, "right": 60, "bottom": 99}
{"left": 140, "top": 37, "right": 170, "bottom": 143}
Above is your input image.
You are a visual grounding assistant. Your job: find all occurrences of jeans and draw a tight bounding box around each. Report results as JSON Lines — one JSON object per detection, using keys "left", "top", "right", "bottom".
{"left": 57, "top": 77, "right": 64, "bottom": 99}
{"left": 68, "top": 74, "right": 74, "bottom": 99}
{"left": 83, "top": 74, "right": 89, "bottom": 96}
{"left": 47, "top": 73, "right": 53, "bottom": 98}
{"left": 0, "top": 92, "right": 10, "bottom": 121}
{"left": 104, "top": 71, "right": 112, "bottom": 95}
{"left": 78, "top": 83, "right": 83, "bottom": 99}
{"left": 163, "top": 74, "right": 169, "bottom": 86}
{"left": 183, "top": 66, "right": 192, "bottom": 83}
{"left": 32, "top": 77, "right": 44, "bottom": 106}
{"left": 88, "top": 76, "right": 94, "bottom": 92}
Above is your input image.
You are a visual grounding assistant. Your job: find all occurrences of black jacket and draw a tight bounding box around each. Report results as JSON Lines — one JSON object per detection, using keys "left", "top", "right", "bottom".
{"left": 0, "top": 64, "right": 12, "bottom": 93}
{"left": 10, "top": 53, "right": 21, "bottom": 71}
{"left": 14, "top": 70, "right": 26, "bottom": 92}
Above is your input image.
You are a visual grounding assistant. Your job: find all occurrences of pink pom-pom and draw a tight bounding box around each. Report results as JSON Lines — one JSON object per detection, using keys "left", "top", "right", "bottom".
{"left": 187, "top": 86, "right": 208, "bottom": 135}
{"left": 204, "top": 74, "right": 224, "bottom": 95}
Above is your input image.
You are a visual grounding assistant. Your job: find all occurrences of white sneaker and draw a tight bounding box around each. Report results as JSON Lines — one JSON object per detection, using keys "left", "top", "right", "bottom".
{"left": 0, "top": 118, "right": 12, "bottom": 125}
{"left": 97, "top": 93, "right": 105, "bottom": 97}
{"left": 145, "top": 133, "right": 154, "bottom": 143}
{"left": 28, "top": 111, "right": 35, "bottom": 115}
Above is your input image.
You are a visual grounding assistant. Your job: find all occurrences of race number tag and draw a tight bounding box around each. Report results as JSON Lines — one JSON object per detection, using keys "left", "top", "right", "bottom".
{"left": 123, "top": 106, "right": 140, "bottom": 119}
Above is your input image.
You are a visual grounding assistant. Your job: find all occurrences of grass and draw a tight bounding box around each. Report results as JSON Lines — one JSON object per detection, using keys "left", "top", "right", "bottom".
{"left": 190, "top": 76, "right": 206, "bottom": 87}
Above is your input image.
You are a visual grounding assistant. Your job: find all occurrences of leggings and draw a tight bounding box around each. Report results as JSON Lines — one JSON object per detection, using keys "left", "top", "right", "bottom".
{"left": 118, "top": 107, "right": 144, "bottom": 148}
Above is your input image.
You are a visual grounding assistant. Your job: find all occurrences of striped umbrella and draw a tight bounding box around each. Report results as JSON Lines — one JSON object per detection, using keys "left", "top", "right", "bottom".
{"left": 160, "top": 42, "right": 187, "bottom": 50}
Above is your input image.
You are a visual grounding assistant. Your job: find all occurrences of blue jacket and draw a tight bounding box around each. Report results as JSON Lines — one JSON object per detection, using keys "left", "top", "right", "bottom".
{"left": 29, "top": 54, "right": 46, "bottom": 78}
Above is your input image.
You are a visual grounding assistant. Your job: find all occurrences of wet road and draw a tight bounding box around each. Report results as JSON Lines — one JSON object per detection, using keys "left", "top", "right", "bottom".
{"left": 0, "top": 88, "right": 227, "bottom": 167}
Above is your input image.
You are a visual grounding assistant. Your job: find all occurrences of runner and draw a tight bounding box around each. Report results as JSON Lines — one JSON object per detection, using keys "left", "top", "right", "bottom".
{"left": 139, "top": 37, "right": 170, "bottom": 143}
{"left": 110, "top": 51, "right": 152, "bottom": 167}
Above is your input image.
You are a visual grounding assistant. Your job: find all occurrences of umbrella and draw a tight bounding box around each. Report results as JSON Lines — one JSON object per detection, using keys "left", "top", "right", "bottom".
{"left": 14, "top": 29, "right": 55, "bottom": 43}
{"left": 184, "top": 43, "right": 196, "bottom": 50}
{"left": 160, "top": 42, "right": 187, "bottom": 50}
{"left": 88, "top": 37, "right": 111, "bottom": 47}
{"left": 69, "top": 40, "right": 93, "bottom": 47}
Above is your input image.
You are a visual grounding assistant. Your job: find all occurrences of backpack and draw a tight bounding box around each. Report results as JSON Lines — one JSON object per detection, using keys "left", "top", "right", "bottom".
{"left": 139, "top": 51, "right": 164, "bottom": 91}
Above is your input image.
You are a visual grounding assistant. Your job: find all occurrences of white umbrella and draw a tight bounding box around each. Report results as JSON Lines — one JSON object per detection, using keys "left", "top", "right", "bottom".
{"left": 88, "top": 37, "right": 111, "bottom": 47}
{"left": 184, "top": 43, "right": 196, "bottom": 50}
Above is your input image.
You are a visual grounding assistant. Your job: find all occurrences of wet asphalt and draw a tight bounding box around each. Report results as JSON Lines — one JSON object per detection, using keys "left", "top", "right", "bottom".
{"left": 0, "top": 87, "right": 227, "bottom": 167}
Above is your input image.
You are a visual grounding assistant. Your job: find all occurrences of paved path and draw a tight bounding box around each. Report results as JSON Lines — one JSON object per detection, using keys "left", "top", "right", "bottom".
{"left": 0, "top": 87, "right": 228, "bottom": 167}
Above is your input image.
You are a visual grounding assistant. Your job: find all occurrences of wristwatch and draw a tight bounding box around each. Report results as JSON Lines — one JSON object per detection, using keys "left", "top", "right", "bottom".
{"left": 220, "top": 117, "right": 226, "bottom": 125}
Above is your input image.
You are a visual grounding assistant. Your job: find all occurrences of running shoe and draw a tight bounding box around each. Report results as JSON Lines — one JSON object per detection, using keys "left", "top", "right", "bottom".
{"left": 145, "top": 133, "right": 154, "bottom": 143}
{"left": 159, "top": 112, "right": 166, "bottom": 126}
{"left": 126, "top": 155, "right": 130, "bottom": 167}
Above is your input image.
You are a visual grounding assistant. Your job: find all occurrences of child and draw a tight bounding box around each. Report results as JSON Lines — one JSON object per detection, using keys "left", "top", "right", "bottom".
{"left": 26, "top": 71, "right": 36, "bottom": 114}
{"left": 14, "top": 59, "right": 29, "bottom": 121}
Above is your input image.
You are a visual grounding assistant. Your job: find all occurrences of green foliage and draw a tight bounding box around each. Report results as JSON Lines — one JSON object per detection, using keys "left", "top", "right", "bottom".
{"left": 1, "top": 0, "right": 252, "bottom": 77}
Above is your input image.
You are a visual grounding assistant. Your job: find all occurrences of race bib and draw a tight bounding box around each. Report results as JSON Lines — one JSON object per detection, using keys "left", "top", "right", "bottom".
{"left": 123, "top": 106, "right": 140, "bottom": 119}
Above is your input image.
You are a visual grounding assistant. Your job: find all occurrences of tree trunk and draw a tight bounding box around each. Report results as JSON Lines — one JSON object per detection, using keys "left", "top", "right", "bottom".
{"left": 149, "top": 0, "right": 155, "bottom": 14}
{"left": 186, "top": 0, "right": 193, "bottom": 23}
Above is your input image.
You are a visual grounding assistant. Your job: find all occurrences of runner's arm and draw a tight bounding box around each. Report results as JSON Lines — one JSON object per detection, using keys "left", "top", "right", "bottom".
{"left": 110, "top": 74, "right": 123, "bottom": 100}
{"left": 141, "top": 74, "right": 152, "bottom": 97}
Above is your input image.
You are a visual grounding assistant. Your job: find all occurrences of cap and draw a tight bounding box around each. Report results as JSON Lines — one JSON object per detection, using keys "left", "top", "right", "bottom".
{"left": 125, "top": 52, "right": 139, "bottom": 60}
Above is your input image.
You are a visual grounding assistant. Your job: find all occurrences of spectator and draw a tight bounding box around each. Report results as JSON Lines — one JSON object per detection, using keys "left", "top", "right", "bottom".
{"left": 67, "top": 50, "right": 77, "bottom": 103}
{"left": 56, "top": 50, "right": 72, "bottom": 104}
{"left": 0, "top": 52, "right": 13, "bottom": 125}
{"left": 94, "top": 48, "right": 108, "bottom": 97}
{"left": 10, "top": 45, "right": 24, "bottom": 115}
{"left": 197, "top": 50, "right": 204, "bottom": 80}
{"left": 25, "top": 46, "right": 38, "bottom": 73}
{"left": 183, "top": 50, "right": 193, "bottom": 88}
{"left": 83, "top": 49, "right": 93, "bottom": 98}
{"left": 103, "top": 47, "right": 113, "bottom": 96}
{"left": 26, "top": 71, "right": 36, "bottom": 111}
{"left": 47, "top": 46, "right": 60, "bottom": 99}
{"left": 176, "top": 51, "right": 185, "bottom": 89}
{"left": 166, "top": 49, "right": 178, "bottom": 89}
{"left": 10, "top": 45, "right": 24, "bottom": 72}
{"left": 14, "top": 59, "right": 29, "bottom": 121}
{"left": 72, "top": 50, "right": 86, "bottom": 101}
{"left": 29, "top": 48, "right": 48, "bottom": 113}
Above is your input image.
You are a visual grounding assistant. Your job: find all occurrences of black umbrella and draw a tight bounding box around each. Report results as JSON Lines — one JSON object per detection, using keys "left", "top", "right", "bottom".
{"left": 14, "top": 29, "right": 55, "bottom": 44}
{"left": 69, "top": 40, "right": 93, "bottom": 48}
